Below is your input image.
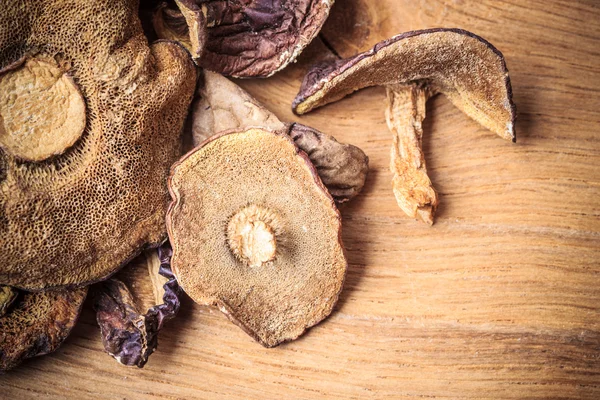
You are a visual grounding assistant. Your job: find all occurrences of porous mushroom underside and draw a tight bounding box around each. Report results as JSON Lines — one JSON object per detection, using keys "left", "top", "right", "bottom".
{"left": 293, "top": 28, "right": 516, "bottom": 224}
{"left": 0, "top": 0, "right": 197, "bottom": 290}
{"left": 0, "top": 286, "right": 87, "bottom": 371}
{"left": 167, "top": 128, "right": 347, "bottom": 347}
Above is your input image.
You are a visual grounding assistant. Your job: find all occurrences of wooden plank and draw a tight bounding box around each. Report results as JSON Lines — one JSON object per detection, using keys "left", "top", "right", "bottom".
{"left": 2, "top": 1, "right": 599, "bottom": 398}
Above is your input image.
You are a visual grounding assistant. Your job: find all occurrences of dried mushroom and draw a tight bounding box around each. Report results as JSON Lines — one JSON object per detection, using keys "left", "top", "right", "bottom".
{"left": 148, "top": 0, "right": 334, "bottom": 77}
{"left": 0, "top": 286, "right": 17, "bottom": 318}
{"left": 94, "top": 245, "right": 180, "bottom": 368}
{"left": 167, "top": 128, "right": 347, "bottom": 347}
{"left": 0, "top": 0, "right": 196, "bottom": 290}
{"left": 190, "top": 70, "right": 368, "bottom": 202}
{"left": 0, "top": 287, "right": 87, "bottom": 372}
{"left": 293, "top": 28, "right": 516, "bottom": 224}
{"left": 153, "top": 0, "right": 207, "bottom": 60}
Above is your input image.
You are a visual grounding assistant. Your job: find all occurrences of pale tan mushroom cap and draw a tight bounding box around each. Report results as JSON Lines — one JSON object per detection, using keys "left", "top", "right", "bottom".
{"left": 167, "top": 128, "right": 346, "bottom": 347}
{"left": 0, "top": 0, "right": 197, "bottom": 290}
{"left": 293, "top": 28, "right": 516, "bottom": 141}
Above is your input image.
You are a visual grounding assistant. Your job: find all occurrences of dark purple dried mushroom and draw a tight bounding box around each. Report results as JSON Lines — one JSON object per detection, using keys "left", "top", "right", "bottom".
{"left": 148, "top": 0, "right": 334, "bottom": 77}
{"left": 189, "top": 70, "right": 368, "bottom": 202}
{"left": 0, "top": 287, "right": 87, "bottom": 372}
{"left": 293, "top": 28, "right": 516, "bottom": 224}
{"left": 94, "top": 245, "right": 181, "bottom": 368}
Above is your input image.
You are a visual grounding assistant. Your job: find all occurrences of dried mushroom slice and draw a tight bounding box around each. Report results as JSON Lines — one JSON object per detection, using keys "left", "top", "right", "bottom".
{"left": 0, "top": 286, "right": 17, "bottom": 318}
{"left": 150, "top": 0, "right": 334, "bottom": 77}
{"left": 0, "top": 0, "right": 197, "bottom": 290}
{"left": 153, "top": 0, "right": 207, "bottom": 60}
{"left": 167, "top": 129, "right": 347, "bottom": 347}
{"left": 94, "top": 245, "right": 180, "bottom": 368}
{"left": 293, "top": 28, "right": 516, "bottom": 224}
{"left": 189, "top": 70, "right": 368, "bottom": 203}
{"left": 0, "top": 287, "right": 87, "bottom": 372}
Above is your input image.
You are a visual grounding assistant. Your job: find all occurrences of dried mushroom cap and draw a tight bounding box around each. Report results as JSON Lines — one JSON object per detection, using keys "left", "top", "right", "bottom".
{"left": 293, "top": 28, "right": 516, "bottom": 224}
{"left": 94, "top": 245, "right": 181, "bottom": 368}
{"left": 0, "top": 286, "right": 17, "bottom": 318}
{"left": 0, "top": 287, "right": 87, "bottom": 371}
{"left": 190, "top": 70, "right": 368, "bottom": 203}
{"left": 153, "top": 0, "right": 207, "bottom": 60}
{"left": 167, "top": 129, "right": 347, "bottom": 347}
{"left": 0, "top": 0, "right": 196, "bottom": 290}
{"left": 151, "top": 0, "right": 334, "bottom": 77}
{"left": 0, "top": 57, "right": 86, "bottom": 161}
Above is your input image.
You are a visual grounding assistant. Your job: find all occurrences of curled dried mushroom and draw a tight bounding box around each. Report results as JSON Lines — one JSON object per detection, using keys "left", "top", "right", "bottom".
{"left": 190, "top": 70, "right": 368, "bottom": 203}
{"left": 153, "top": 0, "right": 207, "bottom": 60}
{"left": 148, "top": 0, "right": 334, "bottom": 77}
{"left": 0, "top": 286, "right": 17, "bottom": 318}
{"left": 0, "top": 287, "right": 87, "bottom": 372}
{"left": 94, "top": 245, "right": 180, "bottom": 368}
{"left": 0, "top": 0, "right": 196, "bottom": 290}
{"left": 293, "top": 28, "right": 516, "bottom": 224}
{"left": 167, "top": 128, "right": 347, "bottom": 347}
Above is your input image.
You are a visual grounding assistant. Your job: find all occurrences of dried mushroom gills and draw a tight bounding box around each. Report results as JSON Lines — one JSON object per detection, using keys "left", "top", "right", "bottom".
{"left": 94, "top": 245, "right": 180, "bottom": 368}
{"left": 0, "top": 0, "right": 197, "bottom": 290}
{"left": 0, "top": 287, "right": 87, "bottom": 372}
{"left": 189, "top": 70, "right": 368, "bottom": 203}
{"left": 293, "top": 28, "right": 516, "bottom": 224}
{"left": 386, "top": 84, "right": 437, "bottom": 225}
{"left": 149, "top": 0, "right": 333, "bottom": 77}
{"left": 167, "top": 129, "right": 347, "bottom": 347}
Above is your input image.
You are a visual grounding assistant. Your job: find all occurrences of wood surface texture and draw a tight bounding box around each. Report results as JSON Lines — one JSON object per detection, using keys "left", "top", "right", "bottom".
{"left": 2, "top": 0, "right": 599, "bottom": 398}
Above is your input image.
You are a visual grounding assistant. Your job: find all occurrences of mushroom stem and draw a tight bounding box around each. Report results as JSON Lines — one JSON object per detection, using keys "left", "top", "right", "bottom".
{"left": 385, "top": 83, "right": 438, "bottom": 225}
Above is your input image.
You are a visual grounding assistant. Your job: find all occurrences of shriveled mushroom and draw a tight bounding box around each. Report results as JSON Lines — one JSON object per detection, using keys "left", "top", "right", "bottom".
{"left": 94, "top": 245, "right": 180, "bottom": 368}
{"left": 153, "top": 0, "right": 207, "bottom": 60}
{"left": 0, "top": 287, "right": 87, "bottom": 371}
{"left": 0, "top": 286, "right": 17, "bottom": 318}
{"left": 0, "top": 0, "right": 196, "bottom": 290}
{"left": 167, "top": 128, "right": 347, "bottom": 347}
{"left": 147, "top": 0, "right": 334, "bottom": 77}
{"left": 293, "top": 28, "right": 517, "bottom": 224}
{"left": 190, "top": 70, "right": 368, "bottom": 203}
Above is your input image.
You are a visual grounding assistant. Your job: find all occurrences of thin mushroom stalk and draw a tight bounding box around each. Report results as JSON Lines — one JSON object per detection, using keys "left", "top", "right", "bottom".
{"left": 386, "top": 83, "right": 437, "bottom": 225}
{"left": 293, "top": 28, "right": 517, "bottom": 224}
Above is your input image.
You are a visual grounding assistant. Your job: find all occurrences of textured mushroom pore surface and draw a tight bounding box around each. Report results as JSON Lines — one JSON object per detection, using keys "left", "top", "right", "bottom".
{"left": 167, "top": 129, "right": 347, "bottom": 347}
{"left": 293, "top": 28, "right": 516, "bottom": 141}
{"left": 0, "top": 0, "right": 196, "bottom": 290}
{"left": 189, "top": 70, "right": 368, "bottom": 203}
{"left": 0, "top": 287, "right": 87, "bottom": 371}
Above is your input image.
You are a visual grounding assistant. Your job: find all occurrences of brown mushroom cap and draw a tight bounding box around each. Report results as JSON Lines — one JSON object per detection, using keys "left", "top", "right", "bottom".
{"left": 0, "top": 0, "right": 196, "bottom": 290}
{"left": 0, "top": 286, "right": 87, "bottom": 371}
{"left": 189, "top": 70, "right": 368, "bottom": 203}
{"left": 149, "top": 0, "right": 334, "bottom": 77}
{"left": 167, "top": 128, "right": 347, "bottom": 347}
{"left": 293, "top": 28, "right": 516, "bottom": 224}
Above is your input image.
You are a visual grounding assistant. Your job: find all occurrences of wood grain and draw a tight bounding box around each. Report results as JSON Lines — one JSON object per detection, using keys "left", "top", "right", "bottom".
{"left": 2, "top": 1, "right": 599, "bottom": 398}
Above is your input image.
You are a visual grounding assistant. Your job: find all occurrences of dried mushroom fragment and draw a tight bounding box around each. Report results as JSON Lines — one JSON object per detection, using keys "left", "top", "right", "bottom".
{"left": 153, "top": 0, "right": 207, "bottom": 60}
{"left": 0, "top": 286, "right": 17, "bottom": 318}
{"left": 190, "top": 70, "right": 368, "bottom": 202}
{"left": 0, "top": 0, "right": 196, "bottom": 290}
{"left": 149, "top": 0, "right": 334, "bottom": 77}
{"left": 94, "top": 245, "right": 180, "bottom": 368}
{"left": 0, "top": 287, "right": 87, "bottom": 372}
{"left": 293, "top": 28, "right": 516, "bottom": 224}
{"left": 167, "top": 129, "right": 347, "bottom": 347}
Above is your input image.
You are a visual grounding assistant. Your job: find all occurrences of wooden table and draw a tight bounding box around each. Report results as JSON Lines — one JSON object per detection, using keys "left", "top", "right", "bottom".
{"left": 2, "top": 0, "right": 599, "bottom": 398}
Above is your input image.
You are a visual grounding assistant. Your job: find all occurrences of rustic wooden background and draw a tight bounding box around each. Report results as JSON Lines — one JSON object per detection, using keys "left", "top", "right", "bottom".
{"left": 2, "top": 0, "right": 599, "bottom": 398}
